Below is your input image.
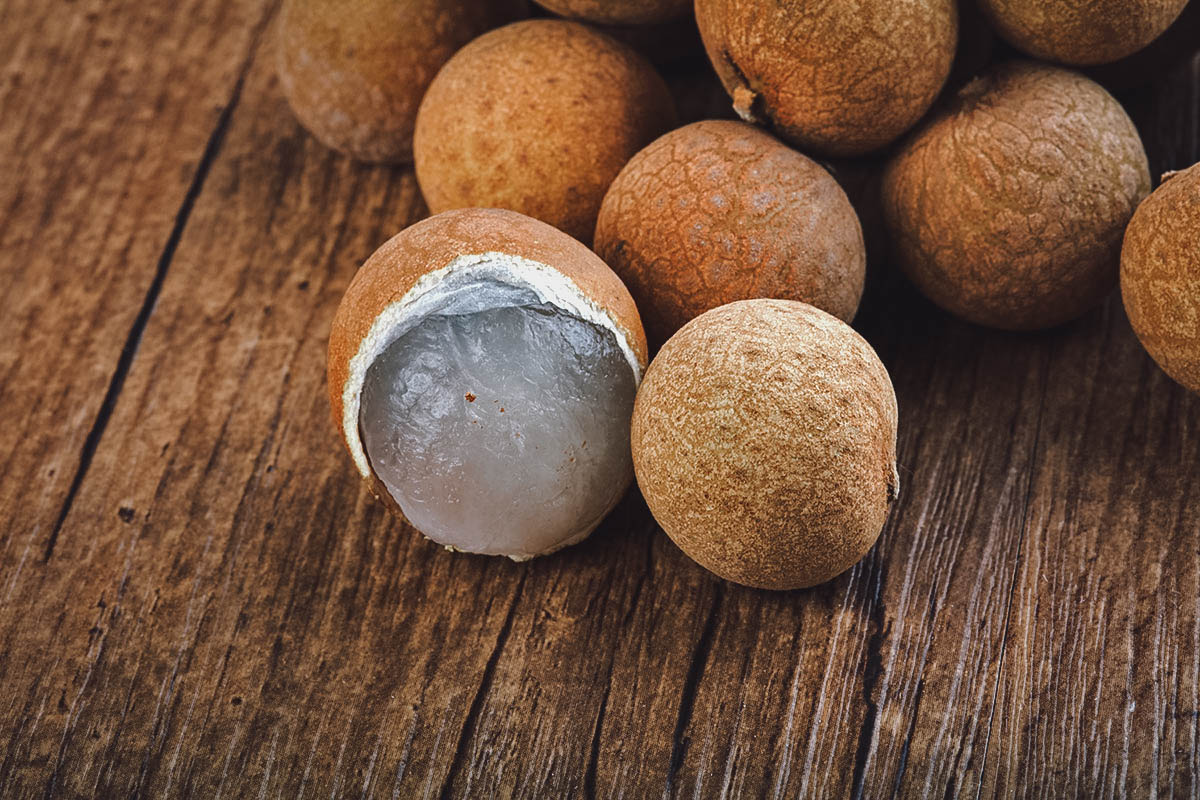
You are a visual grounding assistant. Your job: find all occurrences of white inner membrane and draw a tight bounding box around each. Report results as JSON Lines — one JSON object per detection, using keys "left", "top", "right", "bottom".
{"left": 351, "top": 256, "right": 639, "bottom": 559}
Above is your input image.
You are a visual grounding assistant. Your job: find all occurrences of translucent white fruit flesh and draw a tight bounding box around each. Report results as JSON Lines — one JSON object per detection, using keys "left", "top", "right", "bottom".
{"left": 359, "top": 296, "right": 637, "bottom": 559}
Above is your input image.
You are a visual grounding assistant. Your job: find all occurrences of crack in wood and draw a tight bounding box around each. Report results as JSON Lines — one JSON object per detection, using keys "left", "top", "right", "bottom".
{"left": 39, "top": 1, "right": 279, "bottom": 563}
{"left": 894, "top": 676, "right": 927, "bottom": 795}
{"left": 437, "top": 571, "right": 527, "bottom": 799}
{"left": 972, "top": 348, "right": 1051, "bottom": 800}
{"left": 583, "top": 677, "right": 613, "bottom": 800}
{"left": 663, "top": 584, "right": 724, "bottom": 797}
{"left": 849, "top": 556, "right": 890, "bottom": 800}
{"left": 40, "top": 85, "right": 243, "bottom": 563}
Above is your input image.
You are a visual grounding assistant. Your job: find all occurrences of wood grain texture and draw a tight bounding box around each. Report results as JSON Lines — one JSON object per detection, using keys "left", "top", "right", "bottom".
{"left": 0, "top": 2, "right": 1198, "bottom": 797}
{"left": 0, "top": 0, "right": 276, "bottom": 579}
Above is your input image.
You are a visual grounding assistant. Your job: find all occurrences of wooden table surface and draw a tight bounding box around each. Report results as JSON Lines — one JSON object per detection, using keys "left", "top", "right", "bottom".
{"left": 3, "top": 2, "right": 1199, "bottom": 797}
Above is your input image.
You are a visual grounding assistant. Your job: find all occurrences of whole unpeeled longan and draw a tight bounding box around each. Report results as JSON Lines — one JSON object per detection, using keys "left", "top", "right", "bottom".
{"left": 695, "top": 0, "right": 957, "bottom": 157}
{"left": 1121, "top": 162, "right": 1200, "bottom": 395}
{"left": 276, "top": 0, "right": 526, "bottom": 163}
{"left": 1086, "top": 2, "right": 1200, "bottom": 90}
{"left": 882, "top": 61, "right": 1151, "bottom": 330}
{"left": 595, "top": 120, "right": 865, "bottom": 346}
{"left": 414, "top": 20, "right": 677, "bottom": 243}
{"left": 980, "top": 0, "right": 1188, "bottom": 66}
{"left": 631, "top": 300, "right": 900, "bottom": 590}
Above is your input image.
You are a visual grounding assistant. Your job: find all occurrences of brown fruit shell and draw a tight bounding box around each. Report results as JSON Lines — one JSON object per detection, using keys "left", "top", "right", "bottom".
{"left": 413, "top": 20, "right": 677, "bottom": 244}
{"left": 533, "top": 0, "right": 690, "bottom": 25}
{"left": 631, "top": 299, "right": 899, "bottom": 590}
{"left": 595, "top": 120, "right": 865, "bottom": 346}
{"left": 695, "top": 0, "right": 957, "bottom": 157}
{"left": 1121, "top": 162, "right": 1200, "bottom": 394}
{"left": 276, "top": 0, "right": 526, "bottom": 163}
{"left": 1086, "top": 1, "right": 1200, "bottom": 90}
{"left": 979, "top": 0, "right": 1189, "bottom": 66}
{"left": 328, "top": 208, "right": 649, "bottom": 506}
{"left": 882, "top": 61, "right": 1151, "bottom": 330}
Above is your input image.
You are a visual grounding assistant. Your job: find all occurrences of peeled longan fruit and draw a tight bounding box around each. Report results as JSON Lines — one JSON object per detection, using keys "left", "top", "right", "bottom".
{"left": 276, "top": 0, "right": 526, "bottom": 163}
{"left": 328, "top": 208, "right": 648, "bottom": 560}
{"left": 631, "top": 300, "right": 899, "bottom": 590}
{"left": 595, "top": 120, "right": 865, "bottom": 346}
{"left": 1121, "top": 163, "right": 1200, "bottom": 394}
{"left": 533, "top": 0, "right": 690, "bottom": 25}
{"left": 414, "top": 20, "right": 677, "bottom": 243}
{"left": 882, "top": 62, "right": 1151, "bottom": 330}
{"left": 979, "top": 0, "right": 1188, "bottom": 66}
{"left": 694, "top": 0, "right": 957, "bottom": 157}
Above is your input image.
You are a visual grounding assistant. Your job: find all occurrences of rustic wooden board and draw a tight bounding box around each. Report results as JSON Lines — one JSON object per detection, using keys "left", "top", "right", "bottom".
{"left": 1, "top": 2, "right": 1198, "bottom": 797}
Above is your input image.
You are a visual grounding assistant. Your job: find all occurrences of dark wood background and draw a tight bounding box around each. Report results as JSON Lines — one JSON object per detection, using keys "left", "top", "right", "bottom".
{"left": 2, "top": 1, "right": 1198, "bottom": 797}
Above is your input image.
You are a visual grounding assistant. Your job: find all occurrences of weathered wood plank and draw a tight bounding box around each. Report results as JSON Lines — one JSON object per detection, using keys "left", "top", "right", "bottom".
{"left": 980, "top": 305, "right": 1200, "bottom": 799}
{"left": 979, "top": 57, "right": 1200, "bottom": 799}
{"left": 0, "top": 1, "right": 277, "bottom": 793}
{"left": 2, "top": 21, "right": 514, "bottom": 792}
{"left": 0, "top": 0, "right": 276, "bottom": 588}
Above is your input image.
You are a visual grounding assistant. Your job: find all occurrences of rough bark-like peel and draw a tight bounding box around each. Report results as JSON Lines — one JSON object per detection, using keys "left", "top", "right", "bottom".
{"left": 595, "top": 120, "right": 865, "bottom": 346}
{"left": 1085, "top": 1, "right": 1200, "bottom": 90}
{"left": 694, "top": 0, "right": 957, "bottom": 157}
{"left": 882, "top": 61, "right": 1150, "bottom": 330}
{"left": 1121, "top": 162, "right": 1200, "bottom": 394}
{"left": 979, "top": 0, "right": 1188, "bottom": 66}
{"left": 413, "top": 20, "right": 676, "bottom": 244}
{"left": 631, "top": 300, "right": 899, "bottom": 590}
{"left": 276, "top": 0, "right": 525, "bottom": 163}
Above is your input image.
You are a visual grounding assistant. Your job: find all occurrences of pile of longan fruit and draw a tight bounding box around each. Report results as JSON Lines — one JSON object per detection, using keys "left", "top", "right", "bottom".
{"left": 294, "top": 0, "right": 1199, "bottom": 590}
